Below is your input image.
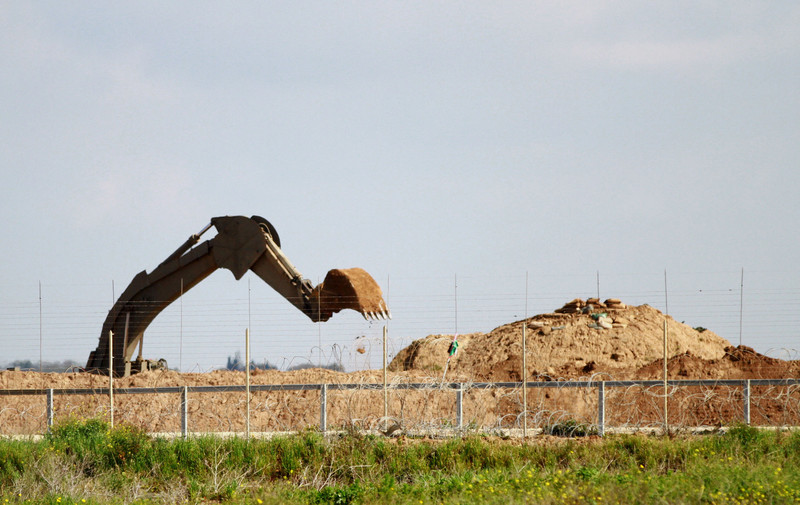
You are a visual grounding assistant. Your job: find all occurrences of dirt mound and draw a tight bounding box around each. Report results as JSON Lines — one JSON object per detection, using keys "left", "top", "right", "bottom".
{"left": 635, "top": 346, "right": 800, "bottom": 380}
{"left": 390, "top": 300, "right": 735, "bottom": 381}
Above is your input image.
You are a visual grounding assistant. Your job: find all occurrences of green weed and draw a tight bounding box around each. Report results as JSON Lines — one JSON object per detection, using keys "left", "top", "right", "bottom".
{"left": 3, "top": 419, "right": 800, "bottom": 504}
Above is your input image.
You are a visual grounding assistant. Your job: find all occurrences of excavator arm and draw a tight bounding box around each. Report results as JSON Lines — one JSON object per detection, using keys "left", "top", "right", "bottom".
{"left": 86, "top": 216, "right": 390, "bottom": 376}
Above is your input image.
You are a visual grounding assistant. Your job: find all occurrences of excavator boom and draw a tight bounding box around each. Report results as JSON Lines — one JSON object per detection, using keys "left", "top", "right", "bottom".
{"left": 86, "top": 216, "right": 389, "bottom": 376}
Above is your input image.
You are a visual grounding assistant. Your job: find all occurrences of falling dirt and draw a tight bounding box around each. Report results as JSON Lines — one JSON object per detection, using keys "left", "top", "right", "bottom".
{"left": 313, "top": 268, "right": 388, "bottom": 320}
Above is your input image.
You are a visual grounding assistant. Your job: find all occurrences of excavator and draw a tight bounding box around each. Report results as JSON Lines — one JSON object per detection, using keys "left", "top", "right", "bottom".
{"left": 86, "top": 215, "right": 390, "bottom": 376}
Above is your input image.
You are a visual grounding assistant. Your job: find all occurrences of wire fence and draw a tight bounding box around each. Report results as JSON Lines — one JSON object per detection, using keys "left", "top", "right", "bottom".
{"left": 2, "top": 269, "right": 800, "bottom": 438}
{"left": 2, "top": 268, "right": 800, "bottom": 373}
{"left": 3, "top": 376, "right": 800, "bottom": 437}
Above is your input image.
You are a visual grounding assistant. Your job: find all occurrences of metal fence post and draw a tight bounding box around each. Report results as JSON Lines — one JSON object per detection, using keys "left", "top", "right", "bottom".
{"left": 320, "top": 384, "right": 328, "bottom": 433}
{"left": 245, "top": 328, "right": 250, "bottom": 438}
{"left": 455, "top": 384, "right": 463, "bottom": 430}
{"left": 522, "top": 323, "right": 527, "bottom": 439}
{"left": 383, "top": 325, "right": 388, "bottom": 432}
{"left": 743, "top": 379, "right": 751, "bottom": 425}
{"left": 108, "top": 330, "right": 114, "bottom": 428}
{"left": 181, "top": 386, "right": 188, "bottom": 438}
{"left": 46, "top": 388, "right": 54, "bottom": 432}
{"left": 597, "top": 381, "right": 605, "bottom": 437}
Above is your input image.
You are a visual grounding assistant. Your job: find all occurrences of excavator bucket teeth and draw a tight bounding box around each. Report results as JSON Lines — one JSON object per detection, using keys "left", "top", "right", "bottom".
{"left": 312, "top": 268, "right": 390, "bottom": 321}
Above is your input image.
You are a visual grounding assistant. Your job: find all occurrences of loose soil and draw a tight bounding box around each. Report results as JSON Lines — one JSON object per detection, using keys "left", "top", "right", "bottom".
{"left": 318, "top": 268, "right": 388, "bottom": 319}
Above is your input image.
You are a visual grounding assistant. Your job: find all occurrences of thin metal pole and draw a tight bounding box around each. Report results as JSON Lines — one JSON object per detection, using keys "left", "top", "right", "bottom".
{"left": 383, "top": 325, "right": 388, "bottom": 431}
{"left": 522, "top": 322, "right": 527, "bottom": 439}
{"left": 663, "top": 320, "right": 668, "bottom": 434}
{"left": 246, "top": 281, "right": 251, "bottom": 436}
{"left": 524, "top": 271, "right": 529, "bottom": 319}
{"left": 181, "top": 386, "right": 189, "bottom": 438}
{"left": 456, "top": 384, "right": 463, "bottom": 431}
{"left": 246, "top": 328, "right": 251, "bottom": 438}
{"left": 38, "top": 281, "right": 42, "bottom": 373}
{"left": 596, "top": 270, "right": 600, "bottom": 300}
{"left": 523, "top": 272, "right": 528, "bottom": 439}
{"left": 320, "top": 384, "right": 328, "bottom": 432}
{"left": 739, "top": 268, "right": 744, "bottom": 346}
{"left": 663, "top": 268, "right": 670, "bottom": 434}
{"left": 180, "top": 278, "right": 183, "bottom": 372}
{"left": 743, "top": 379, "right": 751, "bottom": 425}
{"left": 454, "top": 274, "right": 458, "bottom": 336}
{"left": 598, "top": 381, "right": 605, "bottom": 437}
{"left": 46, "top": 388, "right": 54, "bottom": 432}
{"left": 109, "top": 330, "right": 114, "bottom": 428}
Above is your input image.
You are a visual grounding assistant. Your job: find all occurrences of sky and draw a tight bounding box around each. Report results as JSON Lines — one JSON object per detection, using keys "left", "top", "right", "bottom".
{"left": 1, "top": 2, "right": 799, "bottom": 373}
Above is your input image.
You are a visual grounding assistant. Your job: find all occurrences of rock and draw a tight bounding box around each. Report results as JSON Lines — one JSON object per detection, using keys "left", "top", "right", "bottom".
{"left": 586, "top": 298, "right": 607, "bottom": 309}
{"left": 556, "top": 299, "right": 585, "bottom": 313}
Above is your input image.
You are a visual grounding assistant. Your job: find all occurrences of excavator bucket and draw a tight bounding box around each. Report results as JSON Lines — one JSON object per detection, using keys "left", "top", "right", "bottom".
{"left": 312, "top": 268, "right": 391, "bottom": 321}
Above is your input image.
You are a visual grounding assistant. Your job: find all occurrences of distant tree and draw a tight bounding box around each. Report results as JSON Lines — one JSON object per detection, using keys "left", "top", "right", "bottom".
{"left": 3, "top": 359, "right": 82, "bottom": 372}
{"left": 224, "top": 352, "right": 278, "bottom": 371}
{"left": 226, "top": 351, "right": 244, "bottom": 371}
{"left": 252, "top": 360, "right": 278, "bottom": 371}
{"left": 6, "top": 359, "right": 34, "bottom": 370}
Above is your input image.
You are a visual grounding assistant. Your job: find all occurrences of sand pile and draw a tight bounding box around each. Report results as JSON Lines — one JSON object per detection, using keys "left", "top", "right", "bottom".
{"left": 636, "top": 345, "right": 800, "bottom": 380}
{"left": 389, "top": 300, "right": 735, "bottom": 381}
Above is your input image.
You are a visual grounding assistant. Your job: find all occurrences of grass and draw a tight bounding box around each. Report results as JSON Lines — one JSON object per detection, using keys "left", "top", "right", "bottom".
{"left": 1, "top": 419, "right": 800, "bottom": 504}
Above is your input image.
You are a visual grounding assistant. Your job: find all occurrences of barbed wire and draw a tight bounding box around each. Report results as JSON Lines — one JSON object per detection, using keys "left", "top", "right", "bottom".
{"left": 4, "top": 374, "right": 800, "bottom": 437}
